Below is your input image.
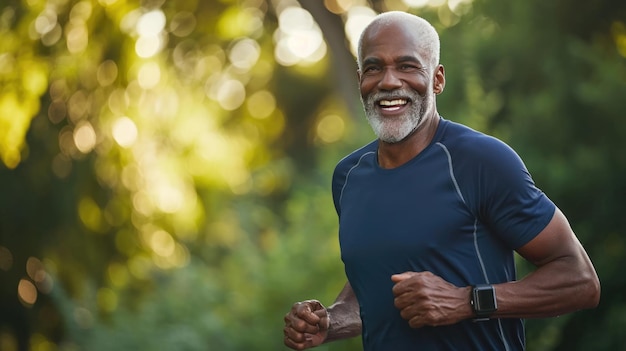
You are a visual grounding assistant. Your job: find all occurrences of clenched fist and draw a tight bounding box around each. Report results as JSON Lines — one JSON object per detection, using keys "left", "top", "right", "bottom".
{"left": 283, "top": 300, "right": 330, "bottom": 350}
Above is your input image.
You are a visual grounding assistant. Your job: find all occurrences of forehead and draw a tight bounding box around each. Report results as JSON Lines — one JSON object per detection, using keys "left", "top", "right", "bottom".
{"left": 360, "top": 21, "right": 428, "bottom": 64}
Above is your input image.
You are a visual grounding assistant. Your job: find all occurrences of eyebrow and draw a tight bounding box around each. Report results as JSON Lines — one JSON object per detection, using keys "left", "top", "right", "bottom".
{"left": 362, "top": 55, "right": 423, "bottom": 67}
{"left": 396, "top": 55, "right": 423, "bottom": 65}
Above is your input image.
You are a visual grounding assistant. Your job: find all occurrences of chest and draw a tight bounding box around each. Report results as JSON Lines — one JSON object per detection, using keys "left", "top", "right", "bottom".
{"left": 337, "top": 154, "right": 477, "bottom": 269}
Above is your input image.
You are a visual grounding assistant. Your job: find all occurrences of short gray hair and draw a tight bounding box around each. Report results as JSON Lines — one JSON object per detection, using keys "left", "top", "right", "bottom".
{"left": 357, "top": 12, "right": 440, "bottom": 72}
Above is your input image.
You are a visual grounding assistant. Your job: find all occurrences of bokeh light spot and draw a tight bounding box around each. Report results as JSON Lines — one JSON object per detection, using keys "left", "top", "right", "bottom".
{"left": 41, "top": 23, "right": 62, "bottom": 46}
{"left": 0, "top": 53, "right": 16, "bottom": 76}
{"left": 154, "top": 183, "right": 185, "bottom": 214}
{"left": 274, "top": 6, "right": 326, "bottom": 66}
{"left": 112, "top": 116, "right": 138, "bottom": 148}
{"left": 74, "top": 307, "right": 93, "bottom": 329}
{"left": 107, "top": 262, "right": 129, "bottom": 288}
{"left": 34, "top": 9, "right": 57, "bottom": 35}
{"left": 70, "top": 1, "right": 93, "bottom": 23}
{"left": 217, "top": 7, "right": 264, "bottom": 39}
{"left": 128, "top": 255, "right": 151, "bottom": 280}
{"left": 137, "top": 10, "right": 166, "bottom": 36}
{"left": 169, "top": 11, "right": 196, "bottom": 37}
{"left": 97, "top": 60, "right": 118, "bottom": 87}
{"left": 344, "top": 6, "right": 377, "bottom": 56}
{"left": 216, "top": 79, "right": 246, "bottom": 111}
{"left": 59, "top": 127, "right": 76, "bottom": 156}
{"left": 97, "top": 287, "right": 118, "bottom": 312}
{"left": 26, "top": 257, "right": 44, "bottom": 282}
{"left": 51, "top": 153, "right": 72, "bottom": 179}
{"left": 137, "top": 62, "right": 161, "bottom": 89}
{"left": 48, "top": 100, "right": 67, "bottom": 124}
{"left": 246, "top": 90, "right": 276, "bottom": 119}
{"left": 18, "top": 279, "right": 37, "bottom": 306}
{"left": 229, "top": 38, "right": 261, "bottom": 71}
{"left": 26, "top": 257, "right": 53, "bottom": 294}
{"left": 149, "top": 230, "right": 176, "bottom": 257}
{"left": 67, "top": 90, "right": 89, "bottom": 123}
{"left": 78, "top": 197, "right": 105, "bottom": 232}
{"left": 316, "top": 114, "right": 345, "bottom": 143}
{"left": 107, "top": 88, "right": 130, "bottom": 115}
{"left": 73, "top": 122, "right": 97, "bottom": 154}
{"left": 66, "top": 24, "right": 88, "bottom": 54}
{"left": 324, "top": 0, "right": 354, "bottom": 14}
{"left": 133, "top": 10, "right": 167, "bottom": 58}
{"left": 135, "top": 34, "right": 163, "bottom": 58}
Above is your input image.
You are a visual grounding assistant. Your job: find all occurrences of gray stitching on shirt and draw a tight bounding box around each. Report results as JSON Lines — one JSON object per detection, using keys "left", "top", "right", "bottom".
{"left": 435, "top": 142, "right": 466, "bottom": 204}
{"left": 437, "top": 142, "right": 511, "bottom": 351}
{"left": 338, "top": 151, "right": 376, "bottom": 209}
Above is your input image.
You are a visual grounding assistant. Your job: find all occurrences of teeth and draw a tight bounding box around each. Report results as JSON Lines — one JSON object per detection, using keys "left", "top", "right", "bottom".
{"left": 379, "top": 99, "right": 407, "bottom": 106}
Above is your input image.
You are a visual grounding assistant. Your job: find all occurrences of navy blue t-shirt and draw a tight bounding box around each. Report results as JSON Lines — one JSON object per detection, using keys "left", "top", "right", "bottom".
{"left": 332, "top": 118, "right": 555, "bottom": 351}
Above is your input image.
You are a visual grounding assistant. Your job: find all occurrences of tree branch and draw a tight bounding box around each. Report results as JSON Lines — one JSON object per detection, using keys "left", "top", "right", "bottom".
{"left": 297, "top": 0, "right": 362, "bottom": 120}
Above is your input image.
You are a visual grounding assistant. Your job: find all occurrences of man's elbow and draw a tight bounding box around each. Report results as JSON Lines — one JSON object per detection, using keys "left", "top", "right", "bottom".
{"left": 580, "top": 271, "right": 601, "bottom": 310}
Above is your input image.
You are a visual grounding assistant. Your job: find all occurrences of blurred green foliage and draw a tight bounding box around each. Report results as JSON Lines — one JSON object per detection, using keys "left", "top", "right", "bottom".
{"left": 0, "top": 0, "right": 625, "bottom": 350}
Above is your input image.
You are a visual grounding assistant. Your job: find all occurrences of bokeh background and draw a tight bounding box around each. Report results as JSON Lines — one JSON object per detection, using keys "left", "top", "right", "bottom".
{"left": 1, "top": 0, "right": 625, "bottom": 350}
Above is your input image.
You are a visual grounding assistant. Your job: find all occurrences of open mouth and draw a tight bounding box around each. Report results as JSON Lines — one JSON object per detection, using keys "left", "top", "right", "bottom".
{"left": 378, "top": 98, "right": 409, "bottom": 112}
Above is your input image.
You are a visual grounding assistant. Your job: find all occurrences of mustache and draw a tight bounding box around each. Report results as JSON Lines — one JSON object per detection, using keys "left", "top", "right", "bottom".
{"left": 366, "top": 90, "right": 420, "bottom": 103}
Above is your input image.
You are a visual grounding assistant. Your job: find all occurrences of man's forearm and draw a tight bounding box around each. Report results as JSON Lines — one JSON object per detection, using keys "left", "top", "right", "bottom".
{"left": 494, "top": 254, "right": 600, "bottom": 319}
{"left": 323, "top": 282, "right": 362, "bottom": 343}
{"left": 324, "top": 300, "right": 362, "bottom": 342}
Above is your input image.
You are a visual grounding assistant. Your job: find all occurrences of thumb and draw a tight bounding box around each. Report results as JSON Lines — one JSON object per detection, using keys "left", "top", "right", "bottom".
{"left": 391, "top": 271, "right": 415, "bottom": 283}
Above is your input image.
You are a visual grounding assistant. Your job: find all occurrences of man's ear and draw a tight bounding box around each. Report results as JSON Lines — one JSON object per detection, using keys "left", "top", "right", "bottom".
{"left": 433, "top": 65, "right": 445, "bottom": 95}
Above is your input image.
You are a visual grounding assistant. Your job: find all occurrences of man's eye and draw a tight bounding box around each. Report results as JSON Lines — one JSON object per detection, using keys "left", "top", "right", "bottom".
{"left": 363, "top": 66, "right": 380, "bottom": 73}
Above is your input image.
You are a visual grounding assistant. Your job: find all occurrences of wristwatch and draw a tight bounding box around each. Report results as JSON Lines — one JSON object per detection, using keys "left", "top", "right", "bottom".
{"left": 470, "top": 284, "right": 497, "bottom": 320}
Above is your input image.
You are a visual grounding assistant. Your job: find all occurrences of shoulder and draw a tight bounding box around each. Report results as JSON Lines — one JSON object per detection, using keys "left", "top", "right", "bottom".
{"left": 438, "top": 120, "right": 525, "bottom": 174}
{"left": 439, "top": 120, "right": 555, "bottom": 246}
{"left": 334, "top": 140, "right": 378, "bottom": 174}
{"left": 440, "top": 120, "right": 510, "bottom": 153}
{"left": 331, "top": 140, "right": 378, "bottom": 215}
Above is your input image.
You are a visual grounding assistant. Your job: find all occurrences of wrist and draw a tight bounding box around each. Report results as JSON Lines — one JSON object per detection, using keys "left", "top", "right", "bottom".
{"left": 470, "top": 284, "right": 498, "bottom": 321}
{"left": 324, "top": 302, "right": 362, "bottom": 342}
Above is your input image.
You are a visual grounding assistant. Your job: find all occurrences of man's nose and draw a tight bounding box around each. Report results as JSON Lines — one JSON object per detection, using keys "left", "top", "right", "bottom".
{"left": 378, "top": 68, "right": 403, "bottom": 90}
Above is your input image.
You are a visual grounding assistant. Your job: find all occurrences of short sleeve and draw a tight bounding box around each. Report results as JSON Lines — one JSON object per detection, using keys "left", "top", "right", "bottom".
{"left": 458, "top": 135, "right": 555, "bottom": 249}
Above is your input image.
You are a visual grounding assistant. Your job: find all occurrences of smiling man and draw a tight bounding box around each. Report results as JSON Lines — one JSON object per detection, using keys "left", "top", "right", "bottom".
{"left": 283, "top": 11, "right": 600, "bottom": 351}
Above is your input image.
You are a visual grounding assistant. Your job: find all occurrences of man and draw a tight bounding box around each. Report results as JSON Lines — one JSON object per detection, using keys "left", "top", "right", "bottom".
{"left": 283, "top": 11, "right": 600, "bottom": 351}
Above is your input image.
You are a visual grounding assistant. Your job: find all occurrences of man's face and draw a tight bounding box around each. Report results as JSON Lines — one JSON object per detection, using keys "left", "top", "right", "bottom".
{"left": 358, "top": 22, "right": 435, "bottom": 143}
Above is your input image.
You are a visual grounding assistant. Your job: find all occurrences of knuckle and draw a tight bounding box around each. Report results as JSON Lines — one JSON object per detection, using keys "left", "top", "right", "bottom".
{"left": 291, "top": 319, "right": 305, "bottom": 330}
{"left": 284, "top": 312, "right": 293, "bottom": 322}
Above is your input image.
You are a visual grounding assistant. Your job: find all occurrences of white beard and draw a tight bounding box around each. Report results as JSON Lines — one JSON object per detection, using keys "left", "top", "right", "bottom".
{"left": 362, "top": 88, "right": 431, "bottom": 143}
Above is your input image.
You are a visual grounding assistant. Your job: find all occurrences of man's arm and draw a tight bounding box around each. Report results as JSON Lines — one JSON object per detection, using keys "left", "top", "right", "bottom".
{"left": 494, "top": 207, "right": 600, "bottom": 318}
{"left": 324, "top": 281, "right": 362, "bottom": 343}
{"left": 391, "top": 207, "right": 600, "bottom": 327}
{"left": 284, "top": 281, "right": 361, "bottom": 350}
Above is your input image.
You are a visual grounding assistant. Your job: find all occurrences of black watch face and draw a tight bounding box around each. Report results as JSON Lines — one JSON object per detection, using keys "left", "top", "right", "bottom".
{"left": 476, "top": 288, "right": 496, "bottom": 311}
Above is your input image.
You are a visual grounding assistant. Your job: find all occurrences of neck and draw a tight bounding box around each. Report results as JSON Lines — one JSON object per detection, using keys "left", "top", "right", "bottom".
{"left": 377, "top": 112, "right": 440, "bottom": 169}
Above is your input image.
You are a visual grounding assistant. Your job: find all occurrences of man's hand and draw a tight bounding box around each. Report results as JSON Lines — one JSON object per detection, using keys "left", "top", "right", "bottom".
{"left": 283, "top": 300, "right": 330, "bottom": 350}
{"left": 391, "top": 271, "right": 472, "bottom": 328}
